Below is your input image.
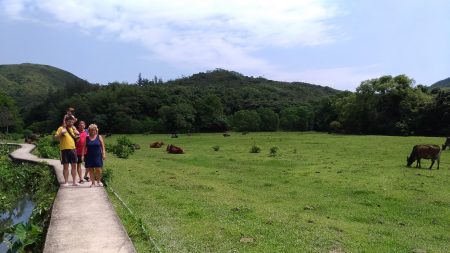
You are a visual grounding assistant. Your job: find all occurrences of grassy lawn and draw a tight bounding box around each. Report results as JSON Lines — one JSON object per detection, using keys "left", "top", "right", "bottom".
{"left": 104, "top": 132, "right": 450, "bottom": 252}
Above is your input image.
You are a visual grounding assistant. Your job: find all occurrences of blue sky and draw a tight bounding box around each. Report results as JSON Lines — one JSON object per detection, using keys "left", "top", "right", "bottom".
{"left": 0, "top": 0, "right": 449, "bottom": 90}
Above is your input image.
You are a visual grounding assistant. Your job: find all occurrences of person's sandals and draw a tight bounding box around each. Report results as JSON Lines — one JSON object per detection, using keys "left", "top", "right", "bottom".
{"left": 78, "top": 180, "right": 84, "bottom": 184}
{"left": 97, "top": 182, "right": 104, "bottom": 187}
{"left": 84, "top": 176, "right": 90, "bottom": 181}
{"left": 61, "top": 183, "right": 69, "bottom": 187}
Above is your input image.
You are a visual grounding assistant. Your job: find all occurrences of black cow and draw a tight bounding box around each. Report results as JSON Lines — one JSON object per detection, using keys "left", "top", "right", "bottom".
{"left": 406, "top": 144, "right": 441, "bottom": 170}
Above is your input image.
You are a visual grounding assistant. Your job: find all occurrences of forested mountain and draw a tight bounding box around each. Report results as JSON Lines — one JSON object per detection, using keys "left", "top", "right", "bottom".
{"left": 430, "top": 77, "right": 450, "bottom": 89}
{"left": 1, "top": 64, "right": 449, "bottom": 136}
{"left": 0, "top": 63, "right": 91, "bottom": 110}
{"left": 0, "top": 64, "right": 339, "bottom": 134}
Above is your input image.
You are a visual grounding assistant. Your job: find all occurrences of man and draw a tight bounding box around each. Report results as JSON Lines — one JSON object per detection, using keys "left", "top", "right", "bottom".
{"left": 55, "top": 115, "right": 80, "bottom": 186}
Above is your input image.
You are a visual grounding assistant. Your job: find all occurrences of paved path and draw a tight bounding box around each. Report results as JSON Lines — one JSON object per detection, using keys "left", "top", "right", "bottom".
{"left": 9, "top": 143, "right": 136, "bottom": 253}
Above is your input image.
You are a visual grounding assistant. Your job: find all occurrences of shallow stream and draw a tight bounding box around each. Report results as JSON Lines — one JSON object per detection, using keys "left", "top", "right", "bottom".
{"left": 0, "top": 195, "right": 35, "bottom": 252}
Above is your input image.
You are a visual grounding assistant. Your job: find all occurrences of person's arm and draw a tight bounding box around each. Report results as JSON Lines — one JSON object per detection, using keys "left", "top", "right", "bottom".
{"left": 99, "top": 135, "right": 106, "bottom": 160}
{"left": 54, "top": 127, "right": 66, "bottom": 140}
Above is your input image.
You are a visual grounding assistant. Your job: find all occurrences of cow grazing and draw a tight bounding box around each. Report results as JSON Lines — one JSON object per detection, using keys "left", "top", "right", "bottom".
{"left": 442, "top": 137, "right": 450, "bottom": 150}
{"left": 223, "top": 133, "right": 230, "bottom": 137}
{"left": 406, "top": 144, "right": 441, "bottom": 170}
{"left": 150, "top": 141, "right": 164, "bottom": 148}
{"left": 166, "top": 144, "right": 184, "bottom": 154}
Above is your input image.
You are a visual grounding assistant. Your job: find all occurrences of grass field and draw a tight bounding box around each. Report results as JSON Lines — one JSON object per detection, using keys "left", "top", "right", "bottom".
{"left": 104, "top": 132, "right": 450, "bottom": 252}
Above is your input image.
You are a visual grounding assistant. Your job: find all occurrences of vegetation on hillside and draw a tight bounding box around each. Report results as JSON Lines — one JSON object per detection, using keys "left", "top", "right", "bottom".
{"left": 430, "top": 77, "right": 450, "bottom": 89}
{"left": 315, "top": 75, "right": 450, "bottom": 136}
{"left": 0, "top": 63, "right": 92, "bottom": 111}
{"left": 0, "top": 63, "right": 449, "bottom": 136}
{"left": 3, "top": 65, "right": 338, "bottom": 134}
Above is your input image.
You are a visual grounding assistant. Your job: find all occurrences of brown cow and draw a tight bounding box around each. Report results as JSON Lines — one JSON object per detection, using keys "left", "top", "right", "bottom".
{"left": 166, "top": 144, "right": 184, "bottom": 154}
{"left": 442, "top": 137, "right": 450, "bottom": 150}
{"left": 406, "top": 144, "right": 441, "bottom": 170}
{"left": 150, "top": 141, "right": 164, "bottom": 148}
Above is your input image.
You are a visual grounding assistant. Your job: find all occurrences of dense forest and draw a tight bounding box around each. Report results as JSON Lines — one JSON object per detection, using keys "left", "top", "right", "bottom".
{"left": 0, "top": 64, "right": 449, "bottom": 136}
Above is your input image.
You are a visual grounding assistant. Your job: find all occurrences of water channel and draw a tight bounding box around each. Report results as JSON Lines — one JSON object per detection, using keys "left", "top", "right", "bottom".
{"left": 0, "top": 195, "right": 35, "bottom": 252}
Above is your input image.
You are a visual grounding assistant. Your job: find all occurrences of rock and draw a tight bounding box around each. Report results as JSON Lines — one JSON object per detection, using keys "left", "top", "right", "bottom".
{"left": 240, "top": 237, "right": 254, "bottom": 243}
{"left": 304, "top": 205, "right": 315, "bottom": 210}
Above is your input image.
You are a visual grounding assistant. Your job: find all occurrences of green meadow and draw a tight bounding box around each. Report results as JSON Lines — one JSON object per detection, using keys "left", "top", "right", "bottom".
{"left": 104, "top": 132, "right": 450, "bottom": 253}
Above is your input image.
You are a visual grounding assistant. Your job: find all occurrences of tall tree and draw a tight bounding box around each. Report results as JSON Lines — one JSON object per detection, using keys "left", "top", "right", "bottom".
{"left": 0, "top": 92, "right": 22, "bottom": 133}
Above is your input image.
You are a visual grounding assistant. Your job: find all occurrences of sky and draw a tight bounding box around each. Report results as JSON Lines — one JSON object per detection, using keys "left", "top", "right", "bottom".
{"left": 0, "top": 0, "right": 449, "bottom": 91}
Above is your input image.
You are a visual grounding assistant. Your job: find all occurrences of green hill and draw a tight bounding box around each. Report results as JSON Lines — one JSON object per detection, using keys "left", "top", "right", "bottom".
{"left": 430, "top": 77, "right": 450, "bottom": 89}
{"left": 0, "top": 63, "right": 88, "bottom": 110}
{"left": 0, "top": 64, "right": 340, "bottom": 133}
{"left": 167, "top": 69, "right": 340, "bottom": 111}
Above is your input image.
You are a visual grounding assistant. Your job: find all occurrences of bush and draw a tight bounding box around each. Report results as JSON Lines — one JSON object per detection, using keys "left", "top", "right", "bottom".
{"left": 101, "top": 167, "right": 113, "bottom": 186}
{"left": 269, "top": 146, "right": 279, "bottom": 156}
{"left": 23, "top": 129, "right": 33, "bottom": 139}
{"left": 112, "top": 145, "right": 133, "bottom": 159}
{"left": 36, "top": 136, "right": 60, "bottom": 159}
{"left": 110, "top": 136, "right": 136, "bottom": 159}
{"left": 250, "top": 145, "right": 261, "bottom": 153}
{"left": 329, "top": 121, "right": 342, "bottom": 133}
{"left": 105, "top": 143, "right": 114, "bottom": 153}
{"left": 212, "top": 145, "right": 220, "bottom": 151}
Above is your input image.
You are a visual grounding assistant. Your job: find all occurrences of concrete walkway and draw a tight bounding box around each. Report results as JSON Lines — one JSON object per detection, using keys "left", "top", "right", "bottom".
{"left": 9, "top": 143, "right": 136, "bottom": 253}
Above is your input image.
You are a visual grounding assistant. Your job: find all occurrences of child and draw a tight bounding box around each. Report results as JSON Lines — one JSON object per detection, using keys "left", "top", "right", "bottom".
{"left": 63, "top": 107, "right": 78, "bottom": 127}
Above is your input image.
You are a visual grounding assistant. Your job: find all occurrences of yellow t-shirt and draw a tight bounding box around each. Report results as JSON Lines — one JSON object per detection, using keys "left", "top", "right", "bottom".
{"left": 56, "top": 126, "right": 76, "bottom": 150}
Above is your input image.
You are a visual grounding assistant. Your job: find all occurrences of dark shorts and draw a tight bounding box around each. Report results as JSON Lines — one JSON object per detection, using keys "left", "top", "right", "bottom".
{"left": 77, "top": 155, "right": 83, "bottom": 164}
{"left": 61, "top": 149, "right": 77, "bottom": 164}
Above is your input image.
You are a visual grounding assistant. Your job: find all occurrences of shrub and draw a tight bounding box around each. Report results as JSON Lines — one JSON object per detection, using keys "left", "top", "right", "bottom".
{"left": 329, "top": 121, "right": 342, "bottom": 133}
{"left": 212, "top": 146, "right": 220, "bottom": 151}
{"left": 117, "top": 136, "right": 136, "bottom": 151}
{"left": 23, "top": 129, "right": 33, "bottom": 139}
{"left": 110, "top": 136, "right": 136, "bottom": 159}
{"left": 112, "top": 145, "right": 133, "bottom": 159}
{"left": 250, "top": 145, "right": 261, "bottom": 153}
{"left": 269, "top": 146, "right": 279, "bottom": 156}
{"left": 101, "top": 167, "right": 113, "bottom": 186}
{"left": 105, "top": 143, "right": 114, "bottom": 153}
{"left": 36, "top": 136, "right": 60, "bottom": 159}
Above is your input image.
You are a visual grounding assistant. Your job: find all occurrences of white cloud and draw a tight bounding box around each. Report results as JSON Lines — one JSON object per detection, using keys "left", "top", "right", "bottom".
{"left": 2, "top": 0, "right": 349, "bottom": 85}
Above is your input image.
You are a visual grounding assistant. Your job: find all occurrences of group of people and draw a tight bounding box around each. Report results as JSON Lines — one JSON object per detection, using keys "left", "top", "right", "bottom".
{"left": 54, "top": 108, "right": 106, "bottom": 187}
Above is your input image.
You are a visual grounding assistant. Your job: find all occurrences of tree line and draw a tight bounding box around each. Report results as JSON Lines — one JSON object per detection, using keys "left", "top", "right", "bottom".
{"left": 0, "top": 70, "right": 449, "bottom": 136}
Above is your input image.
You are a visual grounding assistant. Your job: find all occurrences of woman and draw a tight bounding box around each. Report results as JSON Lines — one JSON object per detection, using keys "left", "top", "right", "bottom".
{"left": 75, "top": 121, "right": 88, "bottom": 184}
{"left": 82, "top": 124, "right": 106, "bottom": 187}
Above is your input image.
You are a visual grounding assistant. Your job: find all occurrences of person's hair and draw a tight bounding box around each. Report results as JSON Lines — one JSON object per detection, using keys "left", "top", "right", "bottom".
{"left": 88, "top": 124, "right": 99, "bottom": 133}
{"left": 66, "top": 107, "right": 75, "bottom": 113}
{"left": 77, "top": 120, "right": 85, "bottom": 127}
{"left": 65, "top": 115, "right": 75, "bottom": 121}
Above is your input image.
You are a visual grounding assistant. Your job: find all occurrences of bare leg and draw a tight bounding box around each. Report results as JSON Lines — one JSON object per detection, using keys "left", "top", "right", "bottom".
{"left": 88, "top": 169, "right": 95, "bottom": 187}
{"left": 84, "top": 169, "right": 89, "bottom": 181}
{"left": 71, "top": 163, "right": 78, "bottom": 185}
{"left": 63, "top": 163, "right": 69, "bottom": 184}
{"left": 95, "top": 168, "right": 103, "bottom": 186}
{"left": 77, "top": 163, "right": 83, "bottom": 183}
